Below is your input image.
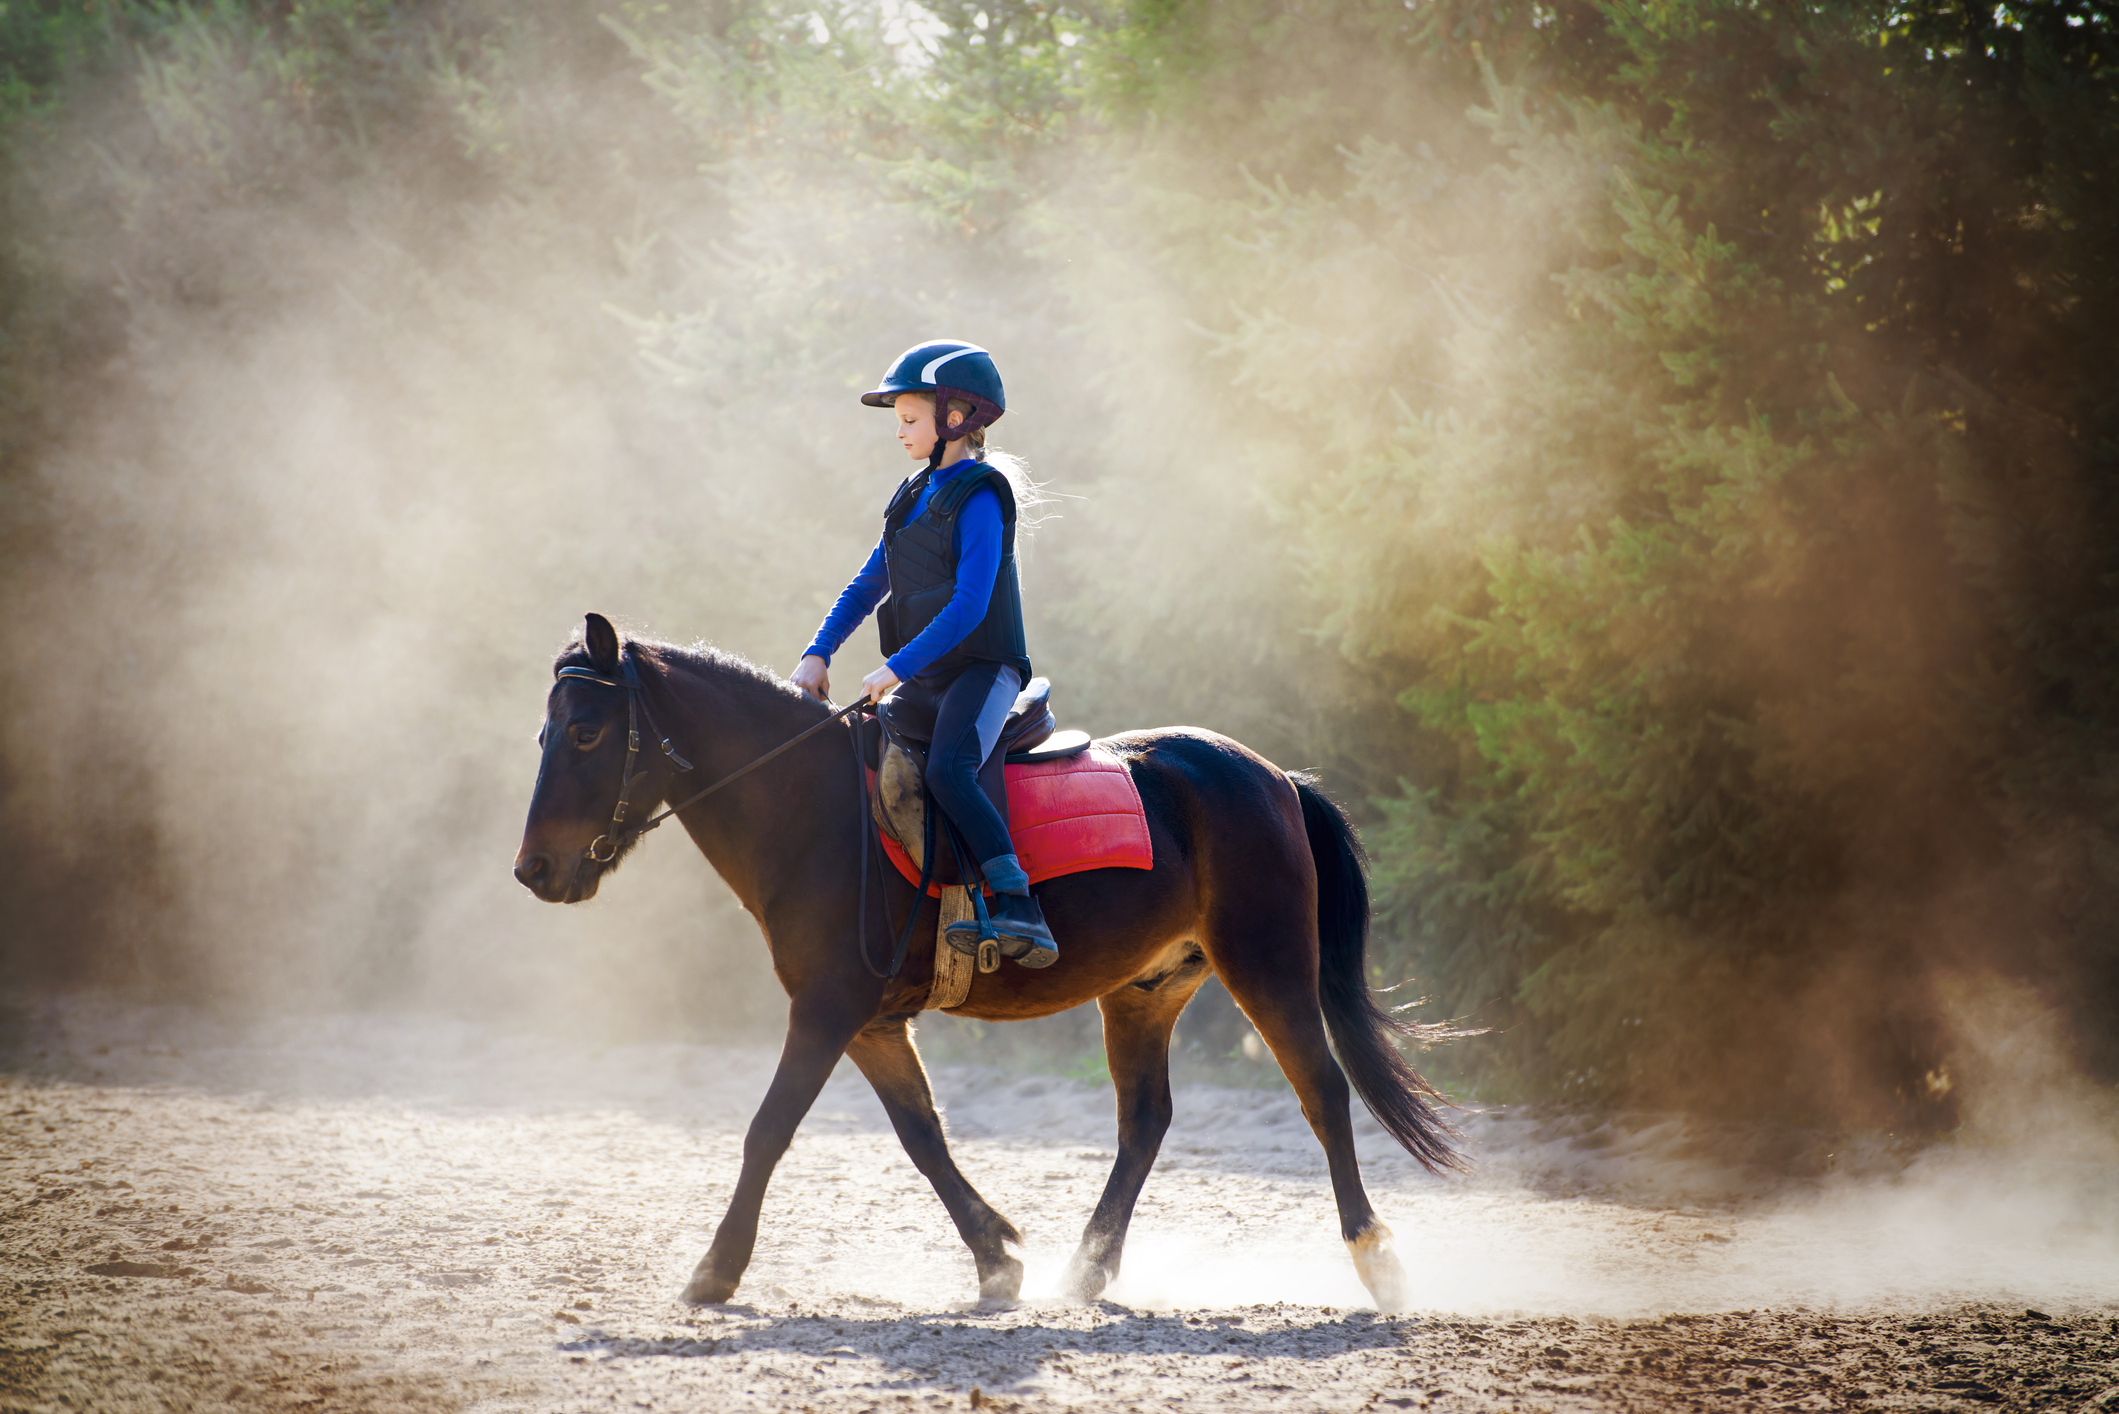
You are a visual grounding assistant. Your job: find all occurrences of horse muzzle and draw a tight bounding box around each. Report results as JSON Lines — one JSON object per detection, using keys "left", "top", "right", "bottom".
{"left": 512, "top": 847, "right": 600, "bottom": 904}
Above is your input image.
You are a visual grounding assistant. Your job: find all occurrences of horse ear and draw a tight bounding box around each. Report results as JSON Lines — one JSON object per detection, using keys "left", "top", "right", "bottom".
{"left": 584, "top": 613, "right": 621, "bottom": 676}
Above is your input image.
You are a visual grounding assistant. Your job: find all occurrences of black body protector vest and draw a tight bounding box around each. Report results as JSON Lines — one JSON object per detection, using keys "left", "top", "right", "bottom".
{"left": 877, "top": 463, "right": 1032, "bottom": 684}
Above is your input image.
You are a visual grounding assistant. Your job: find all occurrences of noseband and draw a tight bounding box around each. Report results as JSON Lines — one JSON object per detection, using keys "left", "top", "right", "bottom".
{"left": 555, "top": 650, "right": 694, "bottom": 864}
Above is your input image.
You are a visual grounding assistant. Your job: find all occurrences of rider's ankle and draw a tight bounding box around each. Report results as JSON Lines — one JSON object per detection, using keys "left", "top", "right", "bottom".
{"left": 982, "top": 853, "right": 1031, "bottom": 896}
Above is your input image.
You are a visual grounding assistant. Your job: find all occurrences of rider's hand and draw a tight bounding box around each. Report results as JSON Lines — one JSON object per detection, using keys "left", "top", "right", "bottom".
{"left": 792, "top": 655, "right": 831, "bottom": 702}
{"left": 861, "top": 664, "right": 901, "bottom": 705}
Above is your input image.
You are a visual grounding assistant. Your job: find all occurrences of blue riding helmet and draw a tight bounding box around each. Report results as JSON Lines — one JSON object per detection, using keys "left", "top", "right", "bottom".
{"left": 861, "top": 341, "right": 1006, "bottom": 448}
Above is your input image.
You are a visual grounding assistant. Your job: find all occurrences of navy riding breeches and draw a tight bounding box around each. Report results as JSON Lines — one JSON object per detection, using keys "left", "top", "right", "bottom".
{"left": 889, "top": 661, "right": 1021, "bottom": 873}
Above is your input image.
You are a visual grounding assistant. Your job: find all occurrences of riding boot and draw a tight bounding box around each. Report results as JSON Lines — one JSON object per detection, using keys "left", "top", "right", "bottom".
{"left": 987, "top": 892, "right": 1058, "bottom": 969}
{"left": 943, "top": 888, "right": 1060, "bottom": 970}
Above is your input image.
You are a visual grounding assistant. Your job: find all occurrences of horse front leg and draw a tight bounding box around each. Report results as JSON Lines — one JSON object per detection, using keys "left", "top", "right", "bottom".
{"left": 1058, "top": 971, "right": 1204, "bottom": 1302}
{"left": 681, "top": 997, "right": 867, "bottom": 1305}
{"left": 844, "top": 1015, "right": 1025, "bottom": 1302}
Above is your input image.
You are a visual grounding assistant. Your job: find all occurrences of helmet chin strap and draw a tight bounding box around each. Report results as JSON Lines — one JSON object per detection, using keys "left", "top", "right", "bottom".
{"left": 926, "top": 417, "right": 965, "bottom": 471}
{"left": 923, "top": 388, "right": 999, "bottom": 470}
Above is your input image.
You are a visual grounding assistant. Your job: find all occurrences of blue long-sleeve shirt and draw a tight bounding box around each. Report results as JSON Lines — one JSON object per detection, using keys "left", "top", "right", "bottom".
{"left": 804, "top": 459, "right": 1004, "bottom": 681}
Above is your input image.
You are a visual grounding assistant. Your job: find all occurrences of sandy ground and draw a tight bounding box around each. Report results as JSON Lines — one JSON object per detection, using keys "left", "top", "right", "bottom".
{"left": 3, "top": 996, "right": 2116, "bottom": 1414}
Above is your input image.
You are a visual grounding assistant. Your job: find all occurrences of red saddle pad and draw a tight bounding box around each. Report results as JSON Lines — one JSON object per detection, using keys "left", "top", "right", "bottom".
{"left": 878, "top": 745, "right": 1153, "bottom": 896}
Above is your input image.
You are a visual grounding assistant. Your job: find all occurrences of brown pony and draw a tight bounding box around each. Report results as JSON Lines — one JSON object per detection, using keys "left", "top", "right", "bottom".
{"left": 514, "top": 614, "right": 1459, "bottom": 1309}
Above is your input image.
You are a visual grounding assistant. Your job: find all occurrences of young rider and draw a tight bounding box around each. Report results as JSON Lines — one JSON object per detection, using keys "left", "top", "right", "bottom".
{"left": 790, "top": 340, "right": 1058, "bottom": 969}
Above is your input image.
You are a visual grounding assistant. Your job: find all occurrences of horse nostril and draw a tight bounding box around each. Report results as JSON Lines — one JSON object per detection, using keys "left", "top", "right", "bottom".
{"left": 515, "top": 853, "right": 554, "bottom": 891}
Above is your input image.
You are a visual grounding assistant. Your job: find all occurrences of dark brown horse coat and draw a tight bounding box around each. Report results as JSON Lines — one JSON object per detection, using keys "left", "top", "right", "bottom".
{"left": 515, "top": 614, "right": 1459, "bottom": 1309}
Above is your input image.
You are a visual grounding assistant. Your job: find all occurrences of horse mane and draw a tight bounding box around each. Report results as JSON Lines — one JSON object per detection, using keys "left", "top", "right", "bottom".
{"left": 551, "top": 630, "right": 821, "bottom": 713}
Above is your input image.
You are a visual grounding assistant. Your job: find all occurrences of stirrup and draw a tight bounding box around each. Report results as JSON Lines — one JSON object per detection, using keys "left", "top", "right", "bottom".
{"left": 945, "top": 890, "right": 1051, "bottom": 966}
{"left": 944, "top": 892, "right": 1006, "bottom": 974}
{"left": 949, "top": 886, "right": 995, "bottom": 962}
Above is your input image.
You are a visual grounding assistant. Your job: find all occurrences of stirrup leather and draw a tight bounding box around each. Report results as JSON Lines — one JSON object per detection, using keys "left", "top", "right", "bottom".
{"left": 943, "top": 893, "right": 1005, "bottom": 974}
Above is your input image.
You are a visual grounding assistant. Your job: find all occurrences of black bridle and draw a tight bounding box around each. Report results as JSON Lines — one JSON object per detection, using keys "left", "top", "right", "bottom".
{"left": 554, "top": 650, "right": 698, "bottom": 863}
{"left": 555, "top": 647, "right": 870, "bottom": 862}
{"left": 553, "top": 647, "right": 930, "bottom": 982}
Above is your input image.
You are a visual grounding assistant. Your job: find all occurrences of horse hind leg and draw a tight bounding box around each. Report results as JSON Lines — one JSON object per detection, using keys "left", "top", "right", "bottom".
{"left": 1203, "top": 897, "right": 1412, "bottom": 1311}
{"left": 843, "top": 1015, "right": 1025, "bottom": 1302}
{"left": 1059, "top": 956, "right": 1208, "bottom": 1302}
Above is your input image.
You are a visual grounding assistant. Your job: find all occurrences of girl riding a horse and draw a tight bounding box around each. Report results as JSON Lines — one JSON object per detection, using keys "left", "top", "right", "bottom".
{"left": 790, "top": 340, "right": 1057, "bottom": 969}
{"left": 516, "top": 340, "right": 1460, "bottom": 1311}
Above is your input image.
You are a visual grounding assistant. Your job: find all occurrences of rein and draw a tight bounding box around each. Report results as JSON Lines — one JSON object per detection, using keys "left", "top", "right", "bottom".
{"left": 851, "top": 717, "right": 934, "bottom": 981}
{"left": 556, "top": 652, "right": 863, "bottom": 863}
{"left": 558, "top": 648, "right": 922, "bottom": 984}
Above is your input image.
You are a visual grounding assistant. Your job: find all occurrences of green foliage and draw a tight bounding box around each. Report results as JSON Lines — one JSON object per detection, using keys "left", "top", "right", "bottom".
{"left": 5, "top": 0, "right": 2115, "bottom": 1114}
{"left": 0, "top": 0, "right": 114, "bottom": 121}
{"left": 1112, "top": 0, "right": 2119, "bottom": 1118}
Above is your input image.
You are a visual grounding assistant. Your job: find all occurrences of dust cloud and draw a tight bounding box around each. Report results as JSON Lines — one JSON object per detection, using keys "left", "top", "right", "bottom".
{"left": 0, "top": 0, "right": 1382, "bottom": 1064}
{"left": 0, "top": 1, "right": 1442, "bottom": 1047}
{"left": 0, "top": 1, "right": 1245, "bottom": 1041}
{"left": 1, "top": 5, "right": 2114, "bottom": 1365}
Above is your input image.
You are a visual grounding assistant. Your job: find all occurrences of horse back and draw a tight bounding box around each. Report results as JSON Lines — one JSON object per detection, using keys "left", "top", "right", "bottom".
{"left": 943, "top": 727, "right": 1311, "bottom": 1021}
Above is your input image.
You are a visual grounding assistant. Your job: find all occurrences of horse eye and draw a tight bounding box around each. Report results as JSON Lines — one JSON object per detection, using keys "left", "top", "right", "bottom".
{"left": 536, "top": 723, "right": 548, "bottom": 748}
{"left": 572, "top": 725, "right": 600, "bottom": 748}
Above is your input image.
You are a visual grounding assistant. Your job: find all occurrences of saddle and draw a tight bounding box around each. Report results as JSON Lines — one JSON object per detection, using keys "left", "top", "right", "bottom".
{"left": 866, "top": 675, "right": 1091, "bottom": 874}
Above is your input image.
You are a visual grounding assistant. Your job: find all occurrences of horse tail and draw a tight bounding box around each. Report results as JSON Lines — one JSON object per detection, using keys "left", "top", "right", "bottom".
{"left": 1292, "top": 773, "right": 1466, "bottom": 1175}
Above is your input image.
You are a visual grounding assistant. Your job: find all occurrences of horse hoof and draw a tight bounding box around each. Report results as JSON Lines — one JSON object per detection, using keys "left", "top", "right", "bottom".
{"left": 978, "top": 1253, "right": 1024, "bottom": 1302}
{"left": 680, "top": 1257, "right": 739, "bottom": 1306}
{"left": 1056, "top": 1256, "right": 1111, "bottom": 1304}
{"left": 1347, "top": 1222, "right": 1411, "bottom": 1313}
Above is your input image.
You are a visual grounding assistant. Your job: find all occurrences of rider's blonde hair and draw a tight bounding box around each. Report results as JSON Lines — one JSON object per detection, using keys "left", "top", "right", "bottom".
{"left": 922, "top": 392, "right": 1049, "bottom": 539}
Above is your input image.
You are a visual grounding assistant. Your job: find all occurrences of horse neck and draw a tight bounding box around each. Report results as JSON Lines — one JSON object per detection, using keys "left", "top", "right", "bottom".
{"left": 644, "top": 651, "right": 847, "bottom": 899}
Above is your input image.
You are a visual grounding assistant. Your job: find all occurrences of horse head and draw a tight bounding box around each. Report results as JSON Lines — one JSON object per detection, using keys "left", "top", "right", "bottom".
{"left": 514, "top": 612, "right": 665, "bottom": 903}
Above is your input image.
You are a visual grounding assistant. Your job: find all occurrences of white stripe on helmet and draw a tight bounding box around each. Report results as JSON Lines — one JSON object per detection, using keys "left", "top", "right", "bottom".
{"left": 920, "top": 343, "right": 989, "bottom": 384}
